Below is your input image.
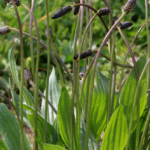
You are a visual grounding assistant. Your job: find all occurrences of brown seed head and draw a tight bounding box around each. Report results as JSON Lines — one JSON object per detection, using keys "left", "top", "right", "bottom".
{"left": 51, "top": 6, "right": 72, "bottom": 19}
{"left": 73, "top": 49, "right": 93, "bottom": 60}
{"left": 0, "top": 26, "right": 10, "bottom": 35}
{"left": 123, "top": 0, "right": 136, "bottom": 14}
{"left": 45, "top": 26, "right": 53, "bottom": 38}
{"left": 24, "top": 68, "right": 32, "bottom": 81}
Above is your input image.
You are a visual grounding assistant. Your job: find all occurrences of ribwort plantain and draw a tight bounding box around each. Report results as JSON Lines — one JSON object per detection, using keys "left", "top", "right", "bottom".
{"left": 45, "top": 26, "right": 53, "bottom": 38}
{"left": 73, "top": 49, "right": 93, "bottom": 60}
{"left": 120, "top": 21, "right": 133, "bottom": 29}
{"left": 51, "top": 6, "right": 72, "bottom": 19}
{"left": 99, "top": 7, "right": 110, "bottom": 16}
{"left": 24, "top": 68, "right": 32, "bottom": 81}
{"left": 0, "top": 26, "right": 10, "bottom": 35}
{"left": 4, "top": 0, "right": 21, "bottom": 6}
{"left": 73, "top": 1, "right": 80, "bottom": 15}
{"left": 123, "top": 0, "right": 136, "bottom": 14}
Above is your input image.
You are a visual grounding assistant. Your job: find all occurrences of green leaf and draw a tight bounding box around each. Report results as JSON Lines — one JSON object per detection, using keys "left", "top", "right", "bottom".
{"left": 23, "top": 104, "right": 53, "bottom": 143}
{"left": 8, "top": 46, "right": 34, "bottom": 107}
{"left": 42, "top": 143, "right": 67, "bottom": 150}
{"left": 101, "top": 106, "right": 128, "bottom": 150}
{"left": 81, "top": 119, "right": 99, "bottom": 150}
{"left": 10, "top": 88, "right": 32, "bottom": 129}
{"left": 41, "top": 68, "right": 60, "bottom": 124}
{"left": 0, "top": 104, "right": 31, "bottom": 150}
{"left": 120, "top": 54, "right": 147, "bottom": 127}
{"left": 0, "top": 139, "right": 7, "bottom": 150}
{"left": 90, "top": 71, "right": 108, "bottom": 141}
{"left": 58, "top": 87, "right": 81, "bottom": 150}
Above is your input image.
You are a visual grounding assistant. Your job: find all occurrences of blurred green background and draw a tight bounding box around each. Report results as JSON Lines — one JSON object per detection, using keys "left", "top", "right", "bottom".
{"left": 0, "top": 0, "right": 149, "bottom": 100}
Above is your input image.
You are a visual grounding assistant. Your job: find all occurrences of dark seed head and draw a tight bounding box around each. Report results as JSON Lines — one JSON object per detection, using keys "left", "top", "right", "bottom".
{"left": 51, "top": 6, "right": 72, "bottom": 19}
{"left": 24, "top": 68, "right": 32, "bottom": 81}
{"left": 120, "top": 21, "right": 133, "bottom": 29}
{"left": 73, "top": 1, "right": 80, "bottom": 15}
{"left": 45, "top": 26, "right": 53, "bottom": 38}
{"left": 0, "top": 26, "right": 10, "bottom": 35}
{"left": 123, "top": 0, "right": 136, "bottom": 14}
{"left": 4, "top": 0, "right": 21, "bottom": 6}
{"left": 73, "top": 49, "right": 93, "bottom": 60}
{"left": 79, "top": 72, "right": 84, "bottom": 80}
{"left": 99, "top": 7, "right": 110, "bottom": 16}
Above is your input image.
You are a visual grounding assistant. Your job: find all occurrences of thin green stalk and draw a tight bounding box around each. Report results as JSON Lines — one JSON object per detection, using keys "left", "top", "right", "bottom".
{"left": 70, "top": 11, "right": 81, "bottom": 150}
{"left": 76, "top": 3, "right": 84, "bottom": 141}
{"left": 145, "top": 0, "right": 150, "bottom": 109}
{"left": 84, "top": 13, "right": 126, "bottom": 150}
{"left": 138, "top": 110, "right": 150, "bottom": 150}
{"left": 84, "top": 0, "right": 89, "bottom": 73}
{"left": 29, "top": 0, "right": 35, "bottom": 78}
{"left": 84, "top": 0, "right": 93, "bottom": 122}
{"left": 125, "top": 59, "right": 150, "bottom": 150}
{"left": 21, "top": 4, "right": 40, "bottom": 150}
{"left": 44, "top": 0, "right": 51, "bottom": 143}
{"left": 50, "top": 39, "right": 65, "bottom": 86}
{"left": 117, "top": 27, "right": 139, "bottom": 80}
{"left": 11, "top": 0, "right": 24, "bottom": 149}
{"left": 10, "top": 27, "right": 67, "bottom": 85}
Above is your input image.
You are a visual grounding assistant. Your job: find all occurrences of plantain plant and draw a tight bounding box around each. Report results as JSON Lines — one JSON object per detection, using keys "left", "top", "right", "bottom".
{"left": 0, "top": 0, "right": 150, "bottom": 150}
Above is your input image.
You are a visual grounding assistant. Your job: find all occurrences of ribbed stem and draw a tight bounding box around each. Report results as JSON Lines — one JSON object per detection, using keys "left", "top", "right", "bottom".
{"left": 11, "top": 0, "right": 24, "bottom": 149}
{"left": 29, "top": 0, "right": 35, "bottom": 79}
{"left": 44, "top": 0, "right": 51, "bottom": 143}
{"left": 50, "top": 39, "right": 65, "bottom": 86}
{"left": 145, "top": 0, "right": 150, "bottom": 109}
{"left": 21, "top": 4, "right": 40, "bottom": 150}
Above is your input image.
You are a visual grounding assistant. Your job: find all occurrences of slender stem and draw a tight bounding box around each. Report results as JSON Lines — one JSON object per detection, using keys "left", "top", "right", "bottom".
{"left": 76, "top": 2, "right": 84, "bottom": 144}
{"left": 145, "top": 0, "right": 150, "bottom": 109}
{"left": 73, "top": 3, "right": 109, "bottom": 32}
{"left": 125, "top": 59, "right": 150, "bottom": 150}
{"left": 44, "top": 0, "right": 51, "bottom": 143}
{"left": 138, "top": 110, "right": 150, "bottom": 150}
{"left": 117, "top": 27, "right": 139, "bottom": 81}
{"left": 70, "top": 14, "right": 80, "bottom": 150}
{"left": 29, "top": 0, "right": 35, "bottom": 78}
{"left": 50, "top": 39, "right": 65, "bottom": 85}
{"left": 29, "top": 80, "right": 57, "bottom": 114}
{"left": 21, "top": 4, "right": 40, "bottom": 150}
{"left": 10, "top": 27, "right": 71, "bottom": 84}
{"left": 11, "top": 1, "right": 24, "bottom": 149}
{"left": 84, "top": 13, "right": 126, "bottom": 150}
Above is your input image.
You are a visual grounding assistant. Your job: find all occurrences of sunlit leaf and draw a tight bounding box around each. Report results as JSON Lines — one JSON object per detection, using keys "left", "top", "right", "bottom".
{"left": 41, "top": 68, "right": 60, "bottom": 124}
{"left": 120, "top": 54, "right": 147, "bottom": 128}
{"left": 58, "top": 87, "right": 82, "bottom": 150}
{"left": 101, "top": 106, "right": 128, "bottom": 150}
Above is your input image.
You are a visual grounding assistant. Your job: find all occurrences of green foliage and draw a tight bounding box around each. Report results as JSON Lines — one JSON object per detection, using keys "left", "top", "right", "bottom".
{"left": 0, "top": 104, "right": 31, "bottom": 150}
{"left": 101, "top": 106, "right": 128, "bottom": 150}
{"left": 120, "top": 54, "right": 147, "bottom": 128}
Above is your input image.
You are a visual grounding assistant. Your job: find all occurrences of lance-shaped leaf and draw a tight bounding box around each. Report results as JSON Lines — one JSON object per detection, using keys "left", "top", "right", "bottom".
{"left": 58, "top": 87, "right": 82, "bottom": 150}
{"left": 120, "top": 54, "right": 147, "bottom": 128}
{"left": 101, "top": 106, "right": 128, "bottom": 150}
{"left": 0, "top": 104, "right": 31, "bottom": 150}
